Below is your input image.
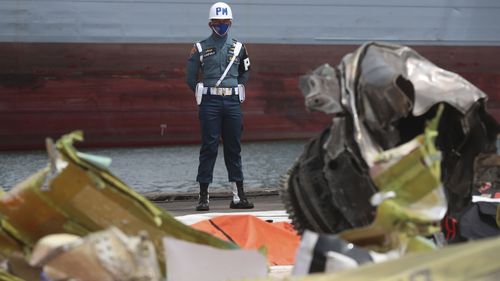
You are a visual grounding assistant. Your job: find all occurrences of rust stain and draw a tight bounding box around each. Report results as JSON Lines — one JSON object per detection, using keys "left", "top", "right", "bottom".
{"left": 0, "top": 42, "right": 499, "bottom": 150}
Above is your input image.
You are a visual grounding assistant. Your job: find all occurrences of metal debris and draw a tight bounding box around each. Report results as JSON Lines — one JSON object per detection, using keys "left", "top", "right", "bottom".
{"left": 282, "top": 42, "right": 499, "bottom": 235}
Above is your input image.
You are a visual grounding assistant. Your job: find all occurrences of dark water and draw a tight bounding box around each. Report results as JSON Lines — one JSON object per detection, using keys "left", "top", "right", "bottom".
{"left": 0, "top": 141, "right": 307, "bottom": 193}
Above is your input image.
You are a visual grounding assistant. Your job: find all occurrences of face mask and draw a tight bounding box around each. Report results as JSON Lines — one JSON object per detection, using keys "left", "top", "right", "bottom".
{"left": 211, "top": 23, "right": 230, "bottom": 36}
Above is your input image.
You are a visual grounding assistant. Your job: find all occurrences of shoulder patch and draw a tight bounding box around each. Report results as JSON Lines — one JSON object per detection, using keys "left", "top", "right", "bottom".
{"left": 188, "top": 45, "right": 197, "bottom": 59}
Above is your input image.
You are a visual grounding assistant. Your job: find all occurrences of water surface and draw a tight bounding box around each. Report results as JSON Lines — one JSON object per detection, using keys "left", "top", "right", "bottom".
{"left": 0, "top": 141, "right": 307, "bottom": 193}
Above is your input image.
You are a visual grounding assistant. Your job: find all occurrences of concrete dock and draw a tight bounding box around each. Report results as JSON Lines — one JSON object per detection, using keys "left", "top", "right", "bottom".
{"left": 147, "top": 190, "right": 285, "bottom": 217}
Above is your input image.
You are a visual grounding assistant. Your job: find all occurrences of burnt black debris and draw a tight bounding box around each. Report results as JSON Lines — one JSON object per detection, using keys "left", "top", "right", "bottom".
{"left": 282, "top": 42, "right": 500, "bottom": 240}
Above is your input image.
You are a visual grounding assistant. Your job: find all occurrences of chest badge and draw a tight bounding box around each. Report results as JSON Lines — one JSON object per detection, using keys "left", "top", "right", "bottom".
{"left": 203, "top": 47, "right": 216, "bottom": 58}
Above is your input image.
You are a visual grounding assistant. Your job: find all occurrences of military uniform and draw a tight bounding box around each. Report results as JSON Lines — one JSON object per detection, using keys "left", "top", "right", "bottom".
{"left": 187, "top": 34, "right": 250, "bottom": 93}
{"left": 186, "top": 32, "right": 252, "bottom": 210}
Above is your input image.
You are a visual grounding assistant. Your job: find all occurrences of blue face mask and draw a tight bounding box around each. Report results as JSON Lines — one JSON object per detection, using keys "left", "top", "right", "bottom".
{"left": 212, "top": 23, "right": 230, "bottom": 36}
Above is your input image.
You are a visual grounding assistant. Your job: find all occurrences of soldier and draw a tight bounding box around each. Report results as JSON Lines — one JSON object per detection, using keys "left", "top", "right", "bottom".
{"left": 186, "top": 2, "right": 254, "bottom": 211}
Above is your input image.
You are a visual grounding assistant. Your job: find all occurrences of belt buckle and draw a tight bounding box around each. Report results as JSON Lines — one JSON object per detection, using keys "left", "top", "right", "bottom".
{"left": 213, "top": 87, "right": 232, "bottom": 96}
{"left": 215, "top": 87, "right": 228, "bottom": 96}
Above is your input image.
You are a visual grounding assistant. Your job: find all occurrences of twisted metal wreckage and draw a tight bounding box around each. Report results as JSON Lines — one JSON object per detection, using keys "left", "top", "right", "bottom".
{"left": 0, "top": 132, "right": 237, "bottom": 280}
{"left": 282, "top": 41, "right": 500, "bottom": 243}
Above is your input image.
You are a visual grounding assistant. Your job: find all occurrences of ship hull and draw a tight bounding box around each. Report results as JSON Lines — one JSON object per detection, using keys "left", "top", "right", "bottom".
{"left": 1, "top": 42, "right": 500, "bottom": 150}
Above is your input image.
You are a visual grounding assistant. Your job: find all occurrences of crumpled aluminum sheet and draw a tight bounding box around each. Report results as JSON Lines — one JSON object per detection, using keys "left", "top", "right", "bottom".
{"left": 282, "top": 41, "right": 498, "bottom": 235}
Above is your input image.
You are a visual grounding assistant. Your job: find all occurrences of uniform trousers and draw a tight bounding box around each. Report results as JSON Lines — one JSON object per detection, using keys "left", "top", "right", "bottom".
{"left": 196, "top": 94, "right": 244, "bottom": 184}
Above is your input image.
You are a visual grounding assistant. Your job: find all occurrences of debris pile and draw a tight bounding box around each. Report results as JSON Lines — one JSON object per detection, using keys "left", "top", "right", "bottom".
{"left": 282, "top": 42, "right": 500, "bottom": 244}
{"left": 0, "top": 131, "right": 236, "bottom": 280}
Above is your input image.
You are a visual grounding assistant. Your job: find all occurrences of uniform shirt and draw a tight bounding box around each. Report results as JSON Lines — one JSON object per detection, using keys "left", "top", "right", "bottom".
{"left": 186, "top": 33, "right": 250, "bottom": 92}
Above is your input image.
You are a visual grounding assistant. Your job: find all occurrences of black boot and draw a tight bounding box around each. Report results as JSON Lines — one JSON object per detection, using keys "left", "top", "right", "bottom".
{"left": 196, "top": 183, "right": 209, "bottom": 211}
{"left": 230, "top": 181, "right": 254, "bottom": 209}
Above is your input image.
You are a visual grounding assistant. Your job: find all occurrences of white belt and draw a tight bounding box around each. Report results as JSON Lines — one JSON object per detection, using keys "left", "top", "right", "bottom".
{"left": 203, "top": 87, "right": 238, "bottom": 96}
